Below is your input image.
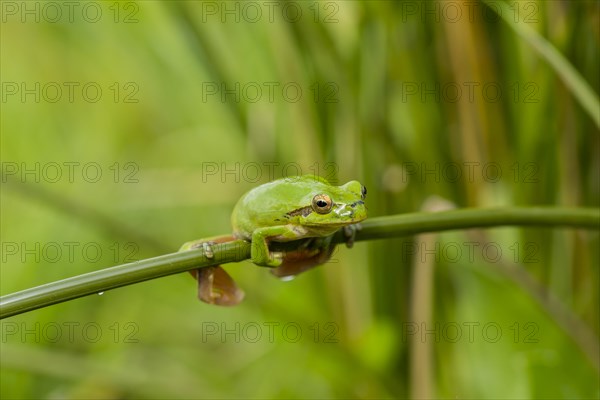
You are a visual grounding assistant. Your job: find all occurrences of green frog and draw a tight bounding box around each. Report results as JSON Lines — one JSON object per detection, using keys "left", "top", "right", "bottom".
{"left": 180, "top": 175, "right": 367, "bottom": 305}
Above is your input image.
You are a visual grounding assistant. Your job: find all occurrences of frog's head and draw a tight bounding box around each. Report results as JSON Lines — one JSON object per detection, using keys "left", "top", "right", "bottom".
{"left": 299, "top": 180, "right": 367, "bottom": 230}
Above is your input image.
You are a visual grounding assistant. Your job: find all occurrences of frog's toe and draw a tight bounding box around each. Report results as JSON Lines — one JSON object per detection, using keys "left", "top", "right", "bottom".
{"left": 188, "top": 241, "right": 216, "bottom": 258}
{"left": 270, "top": 251, "right": 284, "bottom": 266}
{"left": 343, "top": 223, "right": 362, "bottom": 248}
{"left": 251, "top": 251, "right": 283, "bottom": 268}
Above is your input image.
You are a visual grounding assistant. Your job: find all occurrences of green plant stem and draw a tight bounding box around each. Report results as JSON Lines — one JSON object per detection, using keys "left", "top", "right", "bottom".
{"left": 1, "top": 207, "right": 598, "bottom": 319}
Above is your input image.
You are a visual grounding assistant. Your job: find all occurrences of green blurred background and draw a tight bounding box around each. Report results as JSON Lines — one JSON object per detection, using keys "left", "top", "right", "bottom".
{"left": 1, "top": 1, "right": 599, "bottom": 398}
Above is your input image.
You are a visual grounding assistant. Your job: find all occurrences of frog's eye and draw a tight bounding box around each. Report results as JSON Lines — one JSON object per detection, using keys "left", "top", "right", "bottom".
{"left": 361, "top": 186, "right": 367, "bottom": 199}
{"left": 312, "top": 194, "right": 333, "bottom": 214}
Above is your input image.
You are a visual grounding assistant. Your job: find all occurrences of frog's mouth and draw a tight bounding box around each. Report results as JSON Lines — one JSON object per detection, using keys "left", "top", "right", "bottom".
{"left": 286, "top": 201, "right": 365, "bottom": 221}
{"left": 303, "top": 211, "right": 366, "bottom": 228}
{"left": 335, "top": 200, "right": 365, "bottom": 217}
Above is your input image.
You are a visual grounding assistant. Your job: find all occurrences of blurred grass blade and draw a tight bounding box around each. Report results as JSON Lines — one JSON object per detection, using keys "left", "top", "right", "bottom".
{"left": 483, "top": 0, "right": 600, "bottom": 128}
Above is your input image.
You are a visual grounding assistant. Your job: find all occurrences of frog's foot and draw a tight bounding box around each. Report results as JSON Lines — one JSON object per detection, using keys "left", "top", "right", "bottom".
{"left": 342, "top": 223, "right": 362, "bottom": 248}
{"left": 184, "top": 241, "right": 217, "bottom": 280}
{"left": 270, "top": 245, "right": 335, "bottom": 278}
{"left": 267, "top": 251, "right": 284, "bottom": 267}
{"left": 196, "top": 266, "right": 245, "bottom": 306}
{"left": 251, "top": 240, "right": 284, "bottom": 268}
{"left": 180, "top": 235, "right": 234, "bottom": 253}
{"left": 180, "top": 236, "right": 234, "bottom": 280}
{"left": 250, "top": 253, "right": 284, "bottom": 268}
{"left": 186, "top": 240, "right": 215, "bottom": 256}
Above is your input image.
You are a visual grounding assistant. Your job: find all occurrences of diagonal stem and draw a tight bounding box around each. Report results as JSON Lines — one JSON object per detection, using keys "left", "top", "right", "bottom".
{"left": 1, "top": 207, "right": 598, "bottom": 319}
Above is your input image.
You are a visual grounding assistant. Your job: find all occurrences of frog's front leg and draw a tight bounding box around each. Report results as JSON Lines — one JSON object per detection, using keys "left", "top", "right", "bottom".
{"left": 250, "top": 225, "right": 302, "bottom": 267}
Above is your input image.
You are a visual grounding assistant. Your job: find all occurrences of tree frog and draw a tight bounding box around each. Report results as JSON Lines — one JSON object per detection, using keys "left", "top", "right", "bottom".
{"left": 180, "top": 175, "right": 367, "bottom": 306}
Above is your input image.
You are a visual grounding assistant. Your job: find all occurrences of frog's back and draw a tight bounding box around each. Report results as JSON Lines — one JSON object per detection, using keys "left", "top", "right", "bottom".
{"left": 231, "top": 175, "right": 331, "bottom": 238}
